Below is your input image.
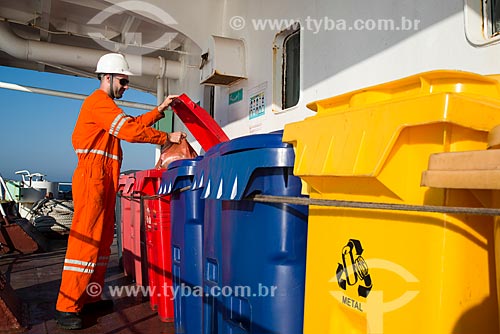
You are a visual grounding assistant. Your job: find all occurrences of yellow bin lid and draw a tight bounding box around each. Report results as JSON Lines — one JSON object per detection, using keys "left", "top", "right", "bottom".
{"left": 284, "top": 70, "right": 500, "bottom": 177}
{"left": 307, "top": 70, "right": 500, "bottom": 114}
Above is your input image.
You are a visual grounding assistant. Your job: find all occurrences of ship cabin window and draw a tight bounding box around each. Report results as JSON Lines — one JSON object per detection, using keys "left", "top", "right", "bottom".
{"left": 273, "top": 24, "right": 300, "bottom": 112}
{"left": 486, "top": 0, "right": 500, "bottom": 37}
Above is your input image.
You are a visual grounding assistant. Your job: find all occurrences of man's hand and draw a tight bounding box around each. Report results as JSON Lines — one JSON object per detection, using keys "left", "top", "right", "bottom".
{"left": 158, "top": 95, "right": 180, "bottom": 113}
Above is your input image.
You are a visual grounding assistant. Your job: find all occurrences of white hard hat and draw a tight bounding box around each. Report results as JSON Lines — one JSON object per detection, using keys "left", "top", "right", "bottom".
{"left": 95, "top": 53, "right": 134, "bottom": 75}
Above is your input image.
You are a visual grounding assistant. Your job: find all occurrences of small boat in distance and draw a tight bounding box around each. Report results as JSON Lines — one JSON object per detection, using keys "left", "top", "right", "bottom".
{"left": 1, "top": 170, "right": 73, "bottom": 234}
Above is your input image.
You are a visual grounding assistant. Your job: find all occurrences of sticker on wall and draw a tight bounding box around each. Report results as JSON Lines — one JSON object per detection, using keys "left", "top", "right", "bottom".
{"left": 249, "top": 85, "right": 266, "bottom": 120}
{"left": 229, "top": 88, "right": 243, "bottom": 105}
{"left": 336, "top": 239, "right": 372, "bottom": 298}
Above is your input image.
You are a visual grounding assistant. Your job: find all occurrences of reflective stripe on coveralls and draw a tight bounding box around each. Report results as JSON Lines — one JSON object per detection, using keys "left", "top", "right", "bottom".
{"left": 74, "top": 149, "right": 120, "bottom": 161}
{"left": 56, "top": 89, "right": 167, "bottom": 313}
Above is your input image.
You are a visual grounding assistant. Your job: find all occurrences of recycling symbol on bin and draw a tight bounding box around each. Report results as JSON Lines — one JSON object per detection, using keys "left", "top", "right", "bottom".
{"left": 336, "top": 239, "right": 373, "bottom": 298}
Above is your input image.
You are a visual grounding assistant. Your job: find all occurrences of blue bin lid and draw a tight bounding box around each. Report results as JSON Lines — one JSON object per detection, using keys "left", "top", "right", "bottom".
{"left": 191, "top": 141, "right": 224, "bottom": 192}
{"left": 219, "top": 131, "right": 290, "bottom": 156}
{"left": 167, "top": 156, "right": 201, "bottom": 170}
{"left": 193, "top": 132, "right": 297, "bottom": 200}
{"left": 159, "top": 157, "right": 201, "bottom": 195}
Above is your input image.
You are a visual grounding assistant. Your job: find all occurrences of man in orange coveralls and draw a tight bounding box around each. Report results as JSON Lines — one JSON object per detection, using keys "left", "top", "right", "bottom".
{"left": 55, "top": 53, "right": 186, "bottom": 330}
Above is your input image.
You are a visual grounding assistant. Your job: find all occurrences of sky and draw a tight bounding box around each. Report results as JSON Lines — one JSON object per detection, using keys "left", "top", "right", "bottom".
{"left": 0, "top": 65, "right": 159, "bottom": 183}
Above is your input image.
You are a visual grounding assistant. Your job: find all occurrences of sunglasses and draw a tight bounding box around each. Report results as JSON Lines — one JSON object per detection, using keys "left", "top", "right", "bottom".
{"left": 116, "top": 77, "right": 129, "bottom": 86}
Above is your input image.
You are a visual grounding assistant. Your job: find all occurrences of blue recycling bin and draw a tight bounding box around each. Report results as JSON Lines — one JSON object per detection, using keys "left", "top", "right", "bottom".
{"left": 191, "top": 144, "right": 224, "bottom": 334}
{"left": 194, "top": 132, "right": 308, "bottom": 334}
{"left": 159, "top": 157, "right": 205, "bottom": 334}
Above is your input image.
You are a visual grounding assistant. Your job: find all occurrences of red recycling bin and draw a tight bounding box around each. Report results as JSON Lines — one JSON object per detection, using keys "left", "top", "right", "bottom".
{"left": 116, "top": 174, "right": 127, "bottom": 273}
{"left": 130, "top": 190, "right": 144, "bottom": 286}
{"left": 118, "top": 173, "right": 137, "bottom": 279}
{"left": 122, "top": 175, "right": 146, "bottom": 286}
{"left": 137, "top": 169, "right": 174, "bottom": 321}
{"left": 155, "top": 204, "right": 174, "bottom": 322}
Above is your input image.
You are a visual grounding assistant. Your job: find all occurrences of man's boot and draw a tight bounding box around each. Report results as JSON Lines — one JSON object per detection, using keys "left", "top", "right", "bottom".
{"left": 55, "top": 310, "right": 83, "bottom": 330}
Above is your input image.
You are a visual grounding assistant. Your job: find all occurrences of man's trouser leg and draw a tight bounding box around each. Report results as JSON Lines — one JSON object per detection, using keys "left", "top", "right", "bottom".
{"left": 56, "top": 162, "right": 115, "bottom": 313}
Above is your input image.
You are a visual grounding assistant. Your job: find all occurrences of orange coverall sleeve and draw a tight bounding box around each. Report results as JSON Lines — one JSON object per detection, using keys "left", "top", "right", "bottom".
{"left": 134, "top": 107, "right": 164, "bottom": 127}
{"left": 91, "top": 97, "right": 167, "bottom": 145}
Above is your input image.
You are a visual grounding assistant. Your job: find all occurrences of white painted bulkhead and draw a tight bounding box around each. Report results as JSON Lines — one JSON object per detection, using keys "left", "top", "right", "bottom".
{"left": 0, "top": 0, "right": 498, "bottom": 146}
{"left": 162, "top": 0, "right": 500, "bottom": 142}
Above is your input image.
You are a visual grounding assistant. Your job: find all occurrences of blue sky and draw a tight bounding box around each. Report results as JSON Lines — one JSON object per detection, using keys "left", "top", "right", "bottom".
{"left": 0, "top": 66, "right": 159, "bottom": 183}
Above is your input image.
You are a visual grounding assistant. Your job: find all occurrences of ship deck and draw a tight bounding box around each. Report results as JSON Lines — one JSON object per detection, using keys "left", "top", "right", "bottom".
{"left": 0, "top": 234, "right": 174, "bottom": 334}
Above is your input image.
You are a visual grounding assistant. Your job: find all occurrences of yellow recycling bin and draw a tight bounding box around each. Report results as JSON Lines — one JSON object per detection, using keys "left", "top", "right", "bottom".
{"left": 283, "top": 70, "right": 500, "bottom": 334}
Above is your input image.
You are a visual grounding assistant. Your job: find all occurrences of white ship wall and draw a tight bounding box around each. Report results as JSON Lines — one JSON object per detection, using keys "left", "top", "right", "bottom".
{"left": 160, "top": 0, "right": 500, "bottom": 140}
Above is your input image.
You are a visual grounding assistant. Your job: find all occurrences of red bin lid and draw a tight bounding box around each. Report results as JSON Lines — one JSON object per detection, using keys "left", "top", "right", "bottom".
{"left": 170, "top": 94, "right": 229, "bottom": 151}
